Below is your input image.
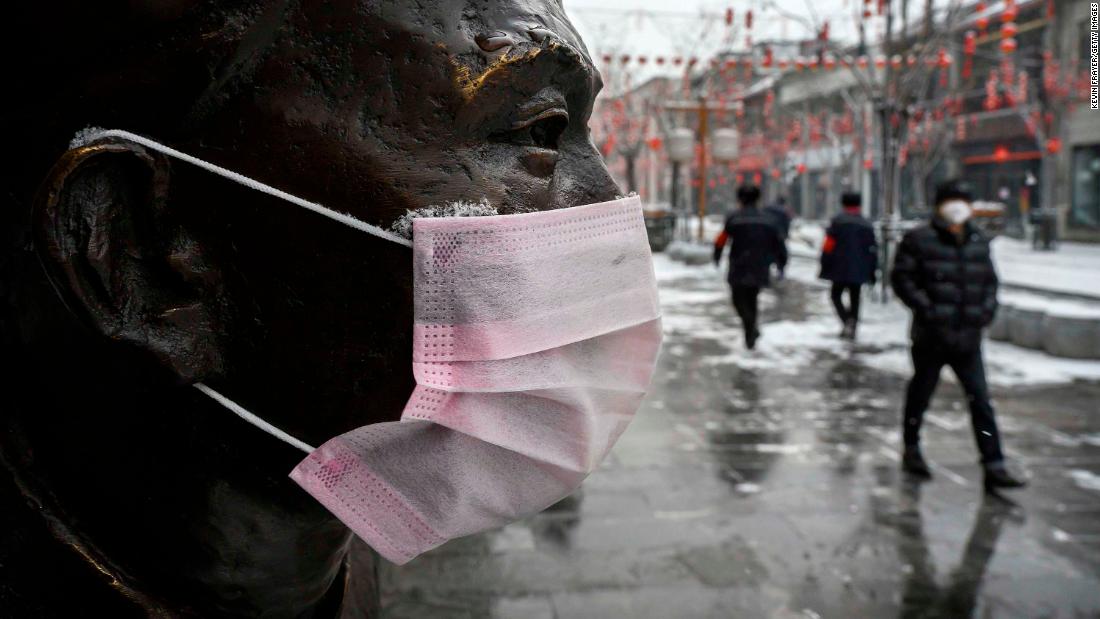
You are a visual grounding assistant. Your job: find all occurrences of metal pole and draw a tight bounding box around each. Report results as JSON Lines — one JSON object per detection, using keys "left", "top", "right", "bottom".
{"left": 671, "top": 161, "right": 682, "bottom": 240}
{"left": 697, "top": 97, "right": 708, "bottom": 242}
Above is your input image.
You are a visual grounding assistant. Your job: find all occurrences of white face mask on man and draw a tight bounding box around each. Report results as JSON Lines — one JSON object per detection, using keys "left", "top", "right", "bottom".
{"left": 72, "top": 129, "right": 663, "bottom": 565}
{"left": 939, "top": 199, "right": 972, "bottom": 226}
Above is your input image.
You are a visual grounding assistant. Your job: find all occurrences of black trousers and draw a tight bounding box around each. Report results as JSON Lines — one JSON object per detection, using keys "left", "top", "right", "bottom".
{"left": 902, "top": 343, "right": 1005, "bottom": 464}
{"left": 830, "top": 282, "right": 861, "bottom": 324}
{"left": 730, "top": 285, "right": 760, "bottom": 336}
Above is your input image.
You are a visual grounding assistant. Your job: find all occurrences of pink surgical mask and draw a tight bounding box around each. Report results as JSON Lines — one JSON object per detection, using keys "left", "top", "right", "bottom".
{"left": 75, "top": 130, "right": 662, "bottom": 565}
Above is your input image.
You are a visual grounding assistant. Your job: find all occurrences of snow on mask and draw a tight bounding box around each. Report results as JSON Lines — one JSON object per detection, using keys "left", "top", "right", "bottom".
{"left": 74, "top": 130, "right": 663, "bottom": 565}
{"left": 939, "top": 199, "right": 972, "bottom": 225}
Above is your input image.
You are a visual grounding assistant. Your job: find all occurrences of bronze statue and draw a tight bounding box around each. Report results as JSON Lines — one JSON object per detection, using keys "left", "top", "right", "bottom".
{"left": 0, "top": 1, "right": 618, "bottom": 616}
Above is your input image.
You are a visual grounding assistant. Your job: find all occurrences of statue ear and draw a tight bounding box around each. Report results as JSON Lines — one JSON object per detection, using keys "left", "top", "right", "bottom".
{"left": 33, "top": 140, "right": 224, "bottom": 382}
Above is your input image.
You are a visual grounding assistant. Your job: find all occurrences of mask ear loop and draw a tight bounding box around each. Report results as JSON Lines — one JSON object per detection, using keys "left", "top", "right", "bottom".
{"left": 69, "top": 128, "right": 413, "bottom": 453}
{"left": 69, "top": 129, "right": 414, "bottom": 248}
{"left": 194, "top": 384, "right": 315, "bottom": 453}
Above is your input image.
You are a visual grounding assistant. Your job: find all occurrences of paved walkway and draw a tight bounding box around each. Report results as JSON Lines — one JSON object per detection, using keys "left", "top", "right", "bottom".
{"left": 379, "top": 255, "right": 1100, "bottom": 619}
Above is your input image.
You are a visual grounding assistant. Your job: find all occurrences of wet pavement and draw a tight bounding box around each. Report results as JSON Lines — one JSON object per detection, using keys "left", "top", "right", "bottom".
{"left": 379, "top": 255, "right": 1100, "bottom": 619}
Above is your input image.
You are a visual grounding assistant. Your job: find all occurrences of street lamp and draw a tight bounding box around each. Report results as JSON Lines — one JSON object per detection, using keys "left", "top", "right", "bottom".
{"left": 667, "top": 127, "right": 694, "bottom": 240}
{"left": 712, "top": 128, "right": 740, "bottom": 217}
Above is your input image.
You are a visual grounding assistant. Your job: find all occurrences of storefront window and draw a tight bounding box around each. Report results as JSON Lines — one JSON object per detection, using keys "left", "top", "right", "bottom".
{"left": 1070, "top": 145, "right": 1100, "bottom": 231}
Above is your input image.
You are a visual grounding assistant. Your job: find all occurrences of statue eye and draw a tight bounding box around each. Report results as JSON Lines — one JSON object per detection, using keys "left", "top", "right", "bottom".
{"left": 502, "top": 109, "right": 568, "bottom": 150}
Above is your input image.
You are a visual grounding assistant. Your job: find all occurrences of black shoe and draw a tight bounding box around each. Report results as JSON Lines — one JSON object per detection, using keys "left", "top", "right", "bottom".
{"left": 902, "top": 448, "right": 933, "bottom": 479}
{"left": 745, "top": 327, "right": 759, "bottom": 350}
{"left": 984, "top": 466, "right": 1027, "bottom": 491}
{"left": 841, "top": 319, "right": 857, "bottom": 340}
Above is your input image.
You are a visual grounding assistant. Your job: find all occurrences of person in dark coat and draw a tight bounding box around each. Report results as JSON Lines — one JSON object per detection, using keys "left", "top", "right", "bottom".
{"left": 820, "top": 192, "right": 878, "bottom": 339}
{"left": 713, "top": 185, "right": 788, "bottom": 349}
{"left": 764, "top": 196, "right": 793, "bottom": 240}
{"left": 891, "top": 180, "right": 1025, "bottom": 491}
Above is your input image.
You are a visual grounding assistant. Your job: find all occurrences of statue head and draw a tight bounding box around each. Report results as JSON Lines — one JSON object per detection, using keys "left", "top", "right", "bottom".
{"left": 1, "top": 1, "right": 617, "bottom": 614}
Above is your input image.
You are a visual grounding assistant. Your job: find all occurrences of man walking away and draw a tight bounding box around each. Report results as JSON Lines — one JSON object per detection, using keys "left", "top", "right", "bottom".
{"left": 891, "top": 180, "right": 1026, "bottom": 492}
{"left": 764, "top": 196, "right": 792, "bottom": 240}
{"left": 820, "top": 192, "right": 877, "bottom": 339}
{"left": 713, "top": 185, "right": 788, "bottom": 350}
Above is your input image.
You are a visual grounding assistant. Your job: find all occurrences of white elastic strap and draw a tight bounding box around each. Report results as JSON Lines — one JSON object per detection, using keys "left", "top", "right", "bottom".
{"left": 193, "top": 383, "right": 315, "bottom": 454}
{"left": 72, "top": 129, "right": 413, "bottom": 248}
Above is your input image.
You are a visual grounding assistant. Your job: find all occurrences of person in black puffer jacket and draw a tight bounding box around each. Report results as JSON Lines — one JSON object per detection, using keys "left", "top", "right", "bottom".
{"left": 714, "top": 185, "right": 788, "bottom": 350}
{"left": 891, "top": 180, "right": 1025, "bottom": 491}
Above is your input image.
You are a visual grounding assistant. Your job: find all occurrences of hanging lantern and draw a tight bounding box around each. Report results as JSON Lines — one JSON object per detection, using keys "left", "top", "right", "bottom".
{"left": 763, "top": 47, "right": 774, "bottom": 68}
{"left": 602, "top": 54, "right": 613, "bottom": 64}
{"left": 637, "top": 56, "right": 648, "bottom": 65}
{"left": 1001, "top": 21, "right": 1017, "bottom": 38}
{"left": 647, "top": 136, "right": 663, "bottom": 151}
{"left": 993, "top": 145, "right": 1010, "bottom": 162}
{"left": 726, "top": 7, "right": 734, "bottom": 25}
{"left": 796, "top": 163, "right": 807, "bottom": 174}
{"left": 1046, "top": 137, "right": 1062, "bottom": 154}
{"left": 976, "top": 1, "right": 989, "bottom": 31}
{"left": 937, "top": 48, "right": 951, "bottom": 68}
{"left": 795, "top": 57, "right": 805, "bottom": 71}
{"left": 874, "top": 55, "right": 887, "bottom": 69}
{"left": 824, "top": 54, "right": 836, "bottom": 70}
{"left": 778, "top": 59, "right": 789, "bottom": 70}
{"left": 752, "top": 172, "right": 762, "bottom": 185}
{"left": 673, "top": 57, "right": 684, "bottom": 66}
{"left": 656, "top": 56, "right": 666, "bottom": 66}
{"left": 620, "top": 54, "right": 631, "bottom": 65}
{"left": 1000, "top": 37, "right": 1017, "bottom": 54}
{"left": 857, "top": 55, "right": 869, "bottom": 69}
{"left": 770, "top": 168, "right": 781, "bottom": 179}
{"left": 1001, "top": 1, "right": 1017, "bottom": 23}
{"left": 745, "top": 9, "right": 753, "bottom": 30}
{"left": 890, "top": 55, "right": 903, "bottom": 69}
{"left": 863, "top": 157, "right": 874, "bottom": 170}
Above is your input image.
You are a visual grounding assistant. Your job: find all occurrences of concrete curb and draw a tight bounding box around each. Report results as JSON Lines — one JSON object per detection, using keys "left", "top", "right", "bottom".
{"left": 989, "top": 301, "right": 1100, "bottom": 360}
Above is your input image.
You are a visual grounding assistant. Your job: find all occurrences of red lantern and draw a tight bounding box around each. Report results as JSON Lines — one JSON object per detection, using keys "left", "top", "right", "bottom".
{"left": 763, "top": 47, "right": 774, "bottom": 68}
{"left": 778, "top": 59, "right": 789, "bottom": 70}
{"left": 993, "top": 145, "right": 1009, "bottom": 162}
{"left": 963, "top": 31, "right": 977, "bottom": 55}
{"left": 857, "top": 56, "right": 869, "bottom": 69}
{"left": 796, "top": 163, "right": 807, "bottom": 174}
{"left": 1001, "top": 4, "right": 1017, "bottom": 23}
{"left": 726, "top": 8, "right": 734, "bottom": 26}
{"left": 602, "top": 54, "right": 613, "bottom": 64}
{"left": 673, "top": 57, "right": 683, "bottom": 66}
{"left": 1046, "top": 137, "right": 1062, "bottom": 154}
{"left": 863, "top": 157, "right": 874, "bottom": 170}
{"left": 976, "top": 1, "right": 989, "bottom": 31}
{"left": 620, "top": 55, "right": 631, "bottom": 65}
{"left": 745, "top": 10, "right": 753, "bottom": 30}
{"left": 647, "top": 137, "right": 663, "bottom": 151}
{"left": 1000, "top": 37, "right": 1017, "bottom": 54}
{"left": 656, "top": 56, "right": 666, "bottom": 66}
{"left": 874, "top": 55, "right": 886, "bottom": 69}
{"left": 1001, "top": 22, "right": 1017, "bottom": 38}
{"left": 770, "top": 168, "right": 781, "bottom": 179}
{"left": 752, "top": 172, "right": 762, "bottom": 185}
{"left": 937, "top": 48, "right": 951, "bottom": 68}
{"left": 637, "top": 56, "right": 648, "bottom": 65}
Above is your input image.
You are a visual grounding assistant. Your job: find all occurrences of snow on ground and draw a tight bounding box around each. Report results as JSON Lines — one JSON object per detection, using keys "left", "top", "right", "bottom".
{"left": 655, "top": 253, "right": 1100, "bottom": 387}
{"left": 991, "top": 236, "right": 1100, "bottom": 299}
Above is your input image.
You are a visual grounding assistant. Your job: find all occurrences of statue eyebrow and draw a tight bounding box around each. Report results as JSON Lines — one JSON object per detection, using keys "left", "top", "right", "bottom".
{"left": 451, "top": 39, "right": 593, "bottom": 103}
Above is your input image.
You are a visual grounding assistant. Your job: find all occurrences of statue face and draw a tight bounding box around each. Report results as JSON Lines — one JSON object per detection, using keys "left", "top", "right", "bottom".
{"left": 26, "top": 0, "right": 620, "bottom": 448}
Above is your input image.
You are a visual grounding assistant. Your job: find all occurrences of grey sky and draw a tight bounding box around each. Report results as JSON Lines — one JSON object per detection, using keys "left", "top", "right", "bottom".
{"left": 565, "top": 0, "right": 953, "bottom": 83}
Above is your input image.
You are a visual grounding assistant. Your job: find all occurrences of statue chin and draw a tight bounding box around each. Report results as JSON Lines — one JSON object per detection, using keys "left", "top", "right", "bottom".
{"left": 0, "top": 0, "right": 619, "bottom": 616}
